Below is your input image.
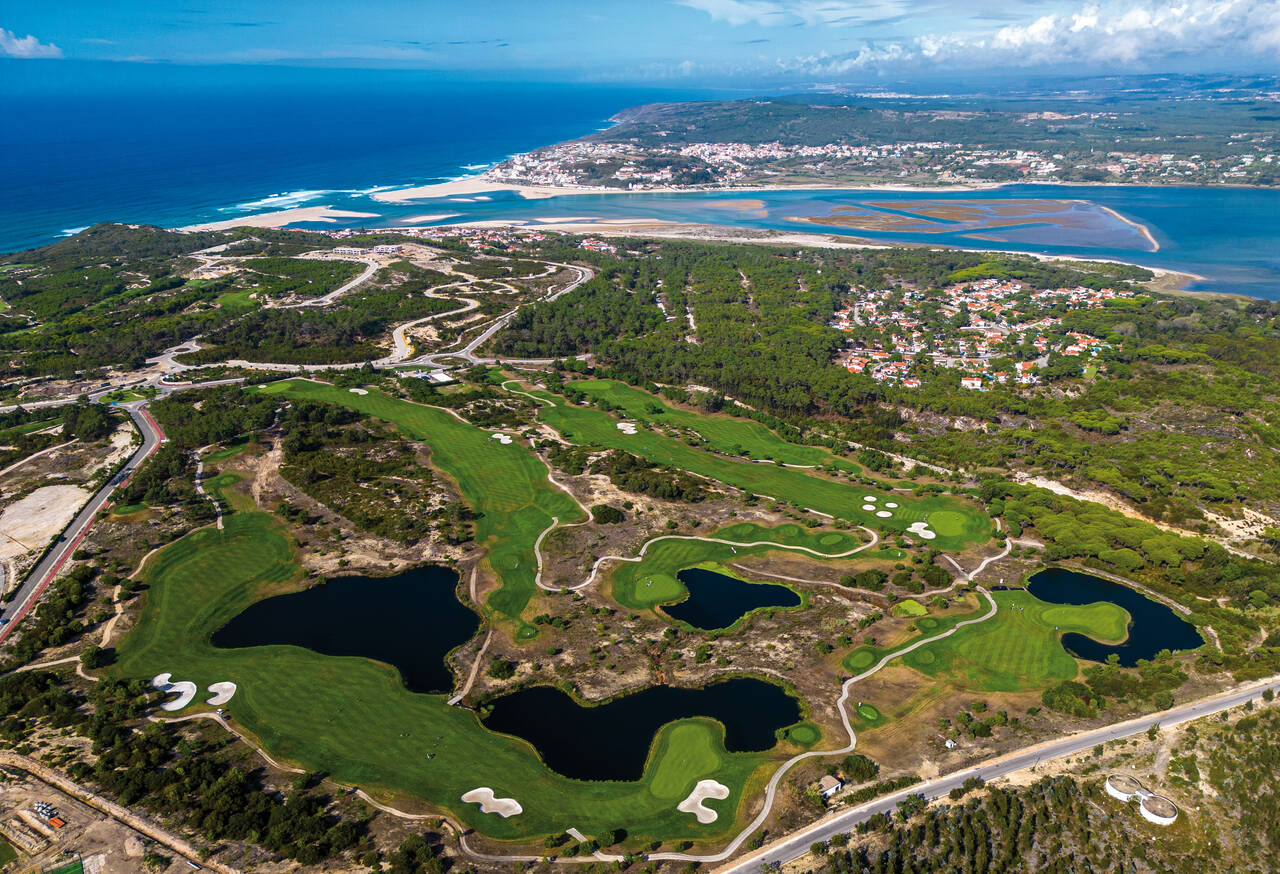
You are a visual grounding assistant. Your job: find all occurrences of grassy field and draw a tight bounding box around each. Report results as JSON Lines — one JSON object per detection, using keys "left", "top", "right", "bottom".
{"left": 508, "top": 382, "right": 990, "bottom": 551}
{"left": 842, "top": 595, "right": 989, "bottom": 674}
{"left": 110, "top": 513, "right": 789, "bottom": 845}
{"left": 566, "top": 379, "right": 861, "bottom": 471}
{"left": 258, "top": 380, "right": 584, "bottom": 620}
{"left": 611, "top": 522, "right": 860, "bottom": 612}
{"left": 0, "top": 837, "right": 16, "bottom": 866}
{"left": 899, "top": 589, "right": 1130, "bottom": 692}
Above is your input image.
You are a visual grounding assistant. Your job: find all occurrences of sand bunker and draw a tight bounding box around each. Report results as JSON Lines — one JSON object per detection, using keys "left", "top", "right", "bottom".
{"left": 490, "top": 432, "right": 513, "bottom": 445}
{"left": 206, "top": 682, "right": 237, "bottom": 706}
{"left": 862, "top": 495, "right": 877, "bottom": 502}
{"left": 152, "top": 673, "right": 198, "bottom": 711}
{"left": 885, "top": 502, "right": 899, "bottom": 508}
{"left": 862, "top": 504, "right": 876, "bottom": 511}
{"left": 461, "top": 787, "right": 523, "bottom": 817}
{"left": 349, "top": 388, "right": 369, "bottom": 395}
{"left": 907, "top": 521, "right": 937, "bottom": 540}
{"left": 617, "top": 422, "right": 638, "bottom": 435}
{"left": 876, "top": 510, "right": 893, "bottom": 518}
{"left": 677, "top": 780, "right": 730, "bottom": 824}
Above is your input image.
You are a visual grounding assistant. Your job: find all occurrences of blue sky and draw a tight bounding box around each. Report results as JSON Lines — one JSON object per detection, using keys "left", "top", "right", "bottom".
{"left": 3, "top": 0, "right": 1278, "bottom": 81}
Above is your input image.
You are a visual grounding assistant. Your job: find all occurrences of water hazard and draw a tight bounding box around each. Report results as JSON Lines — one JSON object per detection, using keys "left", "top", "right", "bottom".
{"left": 663, "top": 567, "right": 801, "bottom": 631}
{"left": 1026, "top": 568, "right": 1202, "bottom": 666}
{"left": 211, "top": 566, "right": 478, "bottom": 694}
{"left": 481, "top": 677, "right": 801, "bottom": 781}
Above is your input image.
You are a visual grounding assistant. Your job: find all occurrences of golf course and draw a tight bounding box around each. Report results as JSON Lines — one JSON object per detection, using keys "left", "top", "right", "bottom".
{"left": 257, "top": 380, "right": 585, "bottom": 620}
{"left": 111, "top": 512, "right": 797, "bottom": 844}
{"left": 504, "top": 380, "right": 991, "bottom": 550}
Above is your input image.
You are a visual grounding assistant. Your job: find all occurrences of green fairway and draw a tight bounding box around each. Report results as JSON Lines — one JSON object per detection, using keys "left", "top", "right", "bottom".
{"left": 258, "top": 380, "right": 584, "bottom": 619}
{"left": 112, "top": 513, "right": 791, "bottom": 844}
{"left": 611, "top": 522, "right": 861, "bottom": 613}
{"left": 901, "top": 589, "right": 1130, "bottom": 691}
{"left": 508, "top": 381, "right": 990, "bottom": 550}
{"left": 841, "top": 596, "right": 989, "bottom": 674}
{"left": 564, "top": 379, "right": 861, "bottom": 470}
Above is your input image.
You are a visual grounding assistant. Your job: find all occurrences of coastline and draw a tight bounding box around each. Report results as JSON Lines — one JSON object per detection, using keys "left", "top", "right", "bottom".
{"left": 182, "top": 206, "right": 379, "bottom": 233}
{"left": 440, "top": 217, "right": 1207, "bottom": 293}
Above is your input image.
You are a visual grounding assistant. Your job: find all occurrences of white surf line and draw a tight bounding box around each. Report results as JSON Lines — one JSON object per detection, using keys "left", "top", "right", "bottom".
{"left": 535, "top": 526, "right": 880, "bottom": 593}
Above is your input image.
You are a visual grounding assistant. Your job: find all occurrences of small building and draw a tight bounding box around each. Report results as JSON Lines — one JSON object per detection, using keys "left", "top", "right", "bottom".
{"left": 333, "top": 246, "right": 367, "bottom": 255}
{"left": 373, "top": 244, "right": 402, "bottom": 254}
{"left": 815, "top": 775, "right": 844, "bottom": 799}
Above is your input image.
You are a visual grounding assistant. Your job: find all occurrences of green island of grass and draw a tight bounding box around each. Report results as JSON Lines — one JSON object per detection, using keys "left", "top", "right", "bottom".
{"left": 111, "top": 512, "right": 791, "bottom": 844}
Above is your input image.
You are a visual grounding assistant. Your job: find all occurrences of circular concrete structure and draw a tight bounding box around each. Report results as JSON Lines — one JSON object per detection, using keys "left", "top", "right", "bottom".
{"left": 1104, "top": 774, "right": 1178, "bottom": 825}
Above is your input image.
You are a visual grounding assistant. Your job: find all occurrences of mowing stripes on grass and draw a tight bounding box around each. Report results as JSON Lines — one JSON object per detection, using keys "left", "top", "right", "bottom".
{"left": 511, "top": 382, "right": 990, "bottom": 550}
{"left": 112, "top": 513, "right": 783, "bottom": 844}
{"left": 901, "top": 589, "right": 1130, "bottom": 692}
{"left": 258, "top": 380, "right": 583, "bottom": 619}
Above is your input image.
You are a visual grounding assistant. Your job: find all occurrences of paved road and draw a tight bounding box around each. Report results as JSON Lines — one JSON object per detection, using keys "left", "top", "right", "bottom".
{"left": 0, "top": 403, "right": 164, "bottom": 646}
{"left": 715, "top": 674, "right": 1280, "bottom": 874}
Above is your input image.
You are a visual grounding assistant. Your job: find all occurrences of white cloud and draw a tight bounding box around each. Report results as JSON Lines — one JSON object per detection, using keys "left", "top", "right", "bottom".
{"left": 678, "top": 0, "right": 913, "bottom": 27}
{"left": 777, "top": 0, "right": 1280, "bottom": 73}
{"left": 0, "top": 28, "right": 62, "bottom": 58}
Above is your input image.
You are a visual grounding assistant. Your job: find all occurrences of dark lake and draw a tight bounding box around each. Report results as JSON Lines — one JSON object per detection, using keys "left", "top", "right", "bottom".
{"left": 481, "top": 677, "right": 801, "bottom": 781}
{"left": 211, "top": 566, "right": 478, "bottom": 694}
{"left": 663, "top": 568, "right": 801, "bottom": 631}
{"left": 1027, "top": 568, "right": 1203, "bottom": 667}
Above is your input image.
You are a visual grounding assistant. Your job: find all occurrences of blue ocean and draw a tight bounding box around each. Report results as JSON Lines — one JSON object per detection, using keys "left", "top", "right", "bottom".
{"left": 0, "top": 61, "right": 715, "bottom": 252}
{"left": 3, "top": 61, "right": 1278, "bottom": 297}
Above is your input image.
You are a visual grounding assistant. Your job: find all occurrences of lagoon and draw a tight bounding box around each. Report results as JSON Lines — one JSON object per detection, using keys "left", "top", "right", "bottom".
{"left": 211, "top": 565, "right": 478, "bottom": 694}
{"left": 1026, "top": 568, "right": 1202, "bottom": 666}
{"left": 663, "top": 567, "right": 800, "bottom": 631}
{"left": 481, "top": 678, "right": 800, "bottom": 781}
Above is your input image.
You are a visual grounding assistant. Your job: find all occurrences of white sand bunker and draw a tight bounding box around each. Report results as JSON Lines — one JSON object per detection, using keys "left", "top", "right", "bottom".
{"left": 152, "top": 673, "right": 198, "bottom": 711}
{"left": 461, "top": 787, "right": 523, "bottom": 818}
{"left": 677, "top": 780, "right": 730, "bottom": 824}
{"left": 885, "top": 502, "right": 899, "bottom": 509}
{"left": 862, "top": 504, "right": 876, "bottom": 511}
{"left": 862, "top": 495, "right": 877, "bottom": 502}
{"left": 349, "top": 388, "right": 368, "bottom": 395}
{"left": 616, "top": 422, "right": 638, "bottom": 434}
{"left": 876, "top": 510, "right": 892, "bottom": 518}
{"left": 908, "top": 521, "right": 937, "bottom": 540}
{"left": 207, "top": 682, "right": 237, "bottom": 706}
{"left": 490, "top": 432, "right": 513, "bottom": 445}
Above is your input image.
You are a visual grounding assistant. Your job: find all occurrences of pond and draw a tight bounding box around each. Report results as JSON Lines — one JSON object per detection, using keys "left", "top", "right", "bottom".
{"left": 662, "top": 568, "right": 801, "bottom": 631}
{"left": 1026, "top": 568, "right": 1203, "bottom": 667}
{"left": 481, "top": 677, "right": 801, "bottom": 781}
{"left": 211, "top": 566, "right": 479, "bottom": 694}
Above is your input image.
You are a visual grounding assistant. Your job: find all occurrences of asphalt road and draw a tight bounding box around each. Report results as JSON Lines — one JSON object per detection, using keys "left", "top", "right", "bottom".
{"left": 0, "top": 403, "right": 164, "bottom": 646}
{"left": 716, "top": 674, "right": 1280, "bottom": 874}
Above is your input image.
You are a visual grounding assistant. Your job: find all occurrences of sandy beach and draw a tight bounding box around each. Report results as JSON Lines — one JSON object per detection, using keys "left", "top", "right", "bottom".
{"left": 182, "top": 206, "right": 379, "bottom": 232}
{"left": 371, "top": 178, "right": 596, "bottom": 203}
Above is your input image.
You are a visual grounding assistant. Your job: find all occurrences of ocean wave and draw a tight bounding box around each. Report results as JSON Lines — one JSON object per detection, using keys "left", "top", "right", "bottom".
{"left": 60, "top": 226, "right": 90, "bottom": 237}
{"left": 219, "top": 190, "right": 332, "bottom": 213}
{"left": 461, "top": 163, "right": 491, "bottom": 171}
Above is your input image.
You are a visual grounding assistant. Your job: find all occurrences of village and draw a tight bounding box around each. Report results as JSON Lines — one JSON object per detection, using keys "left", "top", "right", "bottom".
{"left": 832, "top": 278, "right": 1133, "bottom": 390}
{"left": 487, "top": 137, "right": 1279, "bottom": 189}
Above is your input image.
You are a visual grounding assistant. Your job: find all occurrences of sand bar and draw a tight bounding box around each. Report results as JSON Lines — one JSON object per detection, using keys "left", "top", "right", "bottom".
{"left": 372, "top": 177, "right": 593, "bottom": 203}
{"left": 181, "top": 207, "right": 380, "bottom": 233}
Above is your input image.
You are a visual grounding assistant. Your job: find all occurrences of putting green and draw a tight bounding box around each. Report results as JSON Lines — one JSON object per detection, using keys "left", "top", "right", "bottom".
{"left": 856, "top": 703, "right": 881, "bottom": 721}
{"left": 258, "top": 380, "right": 584, "bottom": 619}
{"left": 926, "top": 510, "right": 972, "bottom": 538}
{"left": 901, "top": 589, "right": 1129, "bottom": 692}
{"left": 511, "top": 381, "right": 991, "bottom": 550}
{"left": 786, "top": 723, "right": 820, "bottom": 746}
{"left": 111, "top": 513, "right": 784, "bottom": 844}
{"left": 893, "top": 598, "right": 928, "bottom": 617}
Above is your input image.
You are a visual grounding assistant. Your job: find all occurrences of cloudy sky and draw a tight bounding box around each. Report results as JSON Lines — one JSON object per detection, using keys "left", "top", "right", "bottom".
{"left": 3, "top": 0, "right": 1278, "bottom": 81}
